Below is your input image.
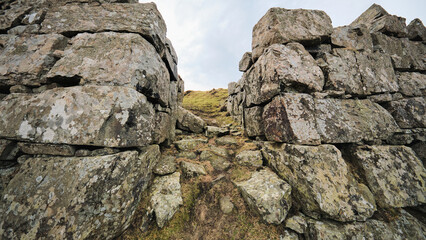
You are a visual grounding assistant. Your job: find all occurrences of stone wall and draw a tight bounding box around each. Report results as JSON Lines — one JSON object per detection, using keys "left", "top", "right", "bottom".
{"left": 228, "top": 4, "right": 426, "bottom": 238}
{"left": 0, "top": 0, "right": 182, "bottom": 239}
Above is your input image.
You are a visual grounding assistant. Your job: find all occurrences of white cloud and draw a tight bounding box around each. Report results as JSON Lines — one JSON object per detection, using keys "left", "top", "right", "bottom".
{"left": 140, "top": 0, "right": 425, "bottom": 90}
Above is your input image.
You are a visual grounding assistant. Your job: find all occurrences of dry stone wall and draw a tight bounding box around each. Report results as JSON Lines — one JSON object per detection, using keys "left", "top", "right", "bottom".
{"left": 228, "top": 4, "right": 426, "bottom": 238}
{"left": 0, "top": 0, "right": 182, "bottom": 239}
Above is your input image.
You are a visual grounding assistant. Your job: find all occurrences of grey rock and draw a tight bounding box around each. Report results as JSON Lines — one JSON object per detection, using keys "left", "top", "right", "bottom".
{"left": 315, "top": 98, "right": 399, "bottom": 143}
{"left": 7, "top": 24, "right": 40, "bottom": 35}
{"left": 367, "top": 92, "right": 403, "bottom": 103}
{"left": 162, "top": 38, "right": 178, "bottom": 81}
{"left": 252, "top": 8, "right": 333, "bottom": 60}
{"left": 239, "top": 52, "right": 253, "bottom": 72}
{"left": 200, "top": 150, "right": 231, "bottom": 171}
{"left": 153, "top": 112, "right": 172, "bottom": 144}
{"left": 180, "top": 161, "right": 207, "bottom": 178}
{"left": 244, "top": 106, "right": 264, "bottom": 138}
{"left": 176, "top": 106, "right": 206, "bottom": 133}
{"left": 177, "top": 151, "right": 197, "bottom": 160}
{"left": 348, "top": 145, "right": 426, "bottom": 208}
{"left": 407, "top": 18, "right": 426, "bottom": 41}
{"left": 219, "top": 196, "right": 234, "bottom": 214}
{"left": 205, "top": 126, "right": 229, "bottom": 138}
{"left": 22, "top": 10, "right": 45, "bottom": 25}
{"left": 0, "top": 86, "right": 155, "bottom": 147}
{"left": 285, "top": 214, "right": 307, "bottom": 234}
{"left": 305, "top": 44, "right": 332, "bottom": 57}
{"left": 18, "top": 142, "right": 75, "bottom": 156}
{"left": 263, "top": 143, "right": 376, "bottom": 222}
{"left": 9, "top": 85, "right": 31, "bottom": 93}
{"left": 281, "top": 230, "right": 299, "bottom": 240}
{"left": 244, "top": 43, "right": 324, "bottom": 107}
{"left": 384, "top": 97, "right": 426, "bottom": 128}
{"left": 75, "top": 148, "right": 119, "bottom": 157}
{"left": 411, "top": 141, "right": 426, "bottom": 165}
{"left": 40, "top": 3, "right": 167, "bottom": 53}
{"left": 0, "top": 139, "right": 18, "bottom": 161}
{"left": 150, "top": 172, "right": 183, "bottom": 228}
{"left": 215, "top": 136, "right": 238, "bottom": 147}
{"left": 0, "top": 34, "right": 68, "bottom": 87}
{"left": 175, "top": 138, "right": 207, "bottom": 151}
{"left": 0, "top": 165, "right": 17, "bottom": 198}
{"left": 235, "top": 150, "right": 263, "bottom": 168}
{"left": 263, "top": 94, "right": 320, "bottom": 145}
{"left": 0, "top": 148, "right": 160, "bottom": 239}
{"left": 234, "top": 169, "right": 292, "bottom": 224}
{"left": 331, "top": 25, "right": 373, "bottom": 50}
{"left": 31, "top": 82, "right": 60, "bottom": 94}
{"left": 0, "top": 6, "right": 31, "bottom": 31}
{"left": 47, "top": 32, "right": 171, "bottom": 107}
{"left": 397, "top": 72, "right": 426, "bottom": 97}
{"left": 153, "top": 156, "right": 176, "bottom": 176}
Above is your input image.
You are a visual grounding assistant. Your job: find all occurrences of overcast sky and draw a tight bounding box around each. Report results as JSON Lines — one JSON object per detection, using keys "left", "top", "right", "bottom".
{"left": 140, "top": 0, "right": 425, "bottom": 91}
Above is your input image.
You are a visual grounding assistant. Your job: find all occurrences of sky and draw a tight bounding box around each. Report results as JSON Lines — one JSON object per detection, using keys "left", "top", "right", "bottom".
{"left": 139, "top": 0, "right": 426, "bottom": 91}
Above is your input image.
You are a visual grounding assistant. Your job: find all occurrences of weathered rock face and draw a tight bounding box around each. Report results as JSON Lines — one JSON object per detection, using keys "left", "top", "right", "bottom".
{"left": 407, "top": 18, "right": 426, "bottom": 41}
{"left": 331, "top": 25, "right": 373, "bottom": 51}
{"left": 347, "top": 145, "right": 426, "bottom": 208}
{"left": 263, "top": 143, "right": 376, "bottom": 222}
{"left": 252, "top": 8, "right": 333, "bottom": 60}
{"left": 0, "top": 148, "right": 160, "bottom": 239}
{"left": 383, "top": 97, "right": 426, "bottom": 129}
{"left": 176, "top": 106, "right": 206, "bottom": 133}
{"left": 0, "top": 86, "right": 155, "bottom": 147}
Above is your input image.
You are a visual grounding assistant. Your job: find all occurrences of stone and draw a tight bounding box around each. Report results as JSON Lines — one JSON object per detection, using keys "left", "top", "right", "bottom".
{"left": 263, "top": 94, "right": 320, "bottom": 145}
{"left": 153, "top": 156, "right": 176, "bottom": 176}
{"left": 305, "top": 210, "right": 426, "bottom": 240}
{"left": 208, "top": 146, "right": 230, "bottom": 158}
{"left": 75, "top": 148, "right": 119, "bottom": 157}
{"left": 162, "top": 38, "right": 178, "bottom": 81}
{"left": 46, "top": 32, "right": 171, "bottom": 107}
{"left": 219, "top": 196, "right": 234, "bottom": 214}
{"left": 285, "top": 214, "right": 307, "bottom": 234}
{"left": 350, "top": 4, "right": 407, "bottom": 37}
{"left": 0, "top": 86, "right": 155, "bottom": 147}
{"left": 177, "top": 151, "right": 197, "bottom": 160}
{"left": 40, "top": 3, "right": 167, "bottom": 53}
{"left": 180, "top": 161, "right": 207, "bottom": 178}
{"left": 31, "top": 83, "right": 59, "bottom": 94}
{"left": 7, "top": 24, "right": 40, "bottom": 35}
{"left": 397, "top": 72, "right": 426, "bottom": 97}
{"left": 0, "top": 6, "right": 31, "bottom": 31}
{"left": 9, "top": 85, "right": 31, "bottom": 93}
{"left": 215, "top": 136, "right": 238, "bottom": 146}
{"left": 205, "top": 126, "right": 229, "bottom": 138}
{"left": 305, "top": 44, "right": 332, "bottom": 57}
{"left": 384, "top": 97, "right": 426, "bottom": 129}
{"left": 331, "top": 25, "right": 373, "bottom": 50}
{"left": 175, "top": 138, "right": 207, "bottom": 151}
{"left": 0, "top": 139, "right": 18, "bottom": 161}
{"left": 235, "top": 150, "right": 263, "bottom": 168}
{"left": 244, "top": 43, "right": 324, "bottom": 107}
{"left": 0, "top": 165, "right": 18, "bottom": 198}
{"left": 315, "top": 98, "right": 399, "bottom": 143}
{"left": 411, "top": 142, "right": 426, "bottom": 165}
{"left": 21, "top": 10, "right": 45, "bottom": 25}
{"left": 281, "top": 230, "right": 299, "bottom": 240}
{"left": 234, "top": 169, "right": 292, "bottom": 224}
{"left": 407, "top": 18, "right": 426, "bottom": 41}
{"left": 367, "top": 92, "right": 403, "bottom": 103}
{"left": 150, "top": 172, "right": 183, "bottom": 228}
{"left": 347, "top": 145, "right": 426, "bottom": 208}
{"left": 17, "top": 142, "right": 75, "bottom": 156}
{"left": 239, "top": 52, "right": 253, "bottom": 72}
{"left": 176, "top": 106, "right": 206, "bottom": 133}
{"left": 0, "top": 148, "right": 160, "bottom": 239}
{"left": 263, "top": 143, "right": 376, "bottom": 222}
{"left": 0, "top": 34, "right": 68, "bottom": 87}
{"left": 321, "top": 48, "right": 398, "bottom": 95}
{"left": 372, "top": 32, "right": 425, "bottom": 71}
{"left": 153, "top": 112, "right": 173, "bottom": 144}
{"left": 243, "top": 106, "right": 264, "bottom": 138}
{"left": 200, "top": 150, "right": 231, "bottom": 171}
{"left": 252, "top": 8, "right": 333, "bottom": 60}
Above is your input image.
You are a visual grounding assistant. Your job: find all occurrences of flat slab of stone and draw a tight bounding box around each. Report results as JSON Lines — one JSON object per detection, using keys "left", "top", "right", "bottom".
{"left": 174, "top": 138, "right": 207, "bottom": 151}
{"left": 252, "top": 8, "right": 332, "bottom": 60}
{"left": 0, "top": 6, "right": 31, "bottom": 31}
{"left": 244, "top": 43, "right": 324, "bottom": 106}
{"left": 180, "top": 161, "right": 207, "bottom": 178}
{"left": 331, "top": 25, "right": 373, "bottom": 51}
{"left": 263, "top": 94, "right": 320, "bottom": 145}
{"left": 17, "top": 142, "right": 75, "bottom": 156}
{"left": 153, "top": 156, "right": 176, "bottom": 176}
{"left": 397, "top": 72, "right": 426, "bottom": 97}
{"left": 239, "top": 52, "right": 253, "bottom": 72}
{"left": 244, "top": 106, "right": 264, "bottom": 137}
{"left": 150, "top": 172, "right": 183, "bottom": 228}
{"left": 235, "top": 150, "right": 263, "bottom": 168}
{"left": 205, "top": 126, "right": 229, "bottom": 138}
{"left": 384, "top": 97, "right": 426, "bottom": 129}
{"left": 234, "top": 169, "right": 292, "bottom": 224}
{"left": 0, "top": 86, "right": 155, "bottom": 147}
{"left": 0, "top": 149, "right": 159, "bottom": 239}
{"left": 348, "top": 145, "right": 426, "bottom": 208}
{"left": 263, "top": 143, "right": 376, "bottom": 222}
{"left": 200, "top": 150, "right": 231, "bottom": 171}
{"left": 176, "top": 107, "right": 206, "bottom": 133}
{"left": 407, "top": 18, "right": 426, "bottom": 41}
{"left": 0, "top": 34, "right": 68, "bottom": 87}
{"left": 215, "top": 136, "right": 238, "bottom": 147}
{"left": 46, "top": 32, "right": 170, "bottom": 106}
{"left": 0, "top": 139, "right": 18, "bottom": 161}
{"left": 40, "top": 3, "right": 167, "bottom": 53}
{"left": 315, "top": 98, "right": 399, "bottom": 143}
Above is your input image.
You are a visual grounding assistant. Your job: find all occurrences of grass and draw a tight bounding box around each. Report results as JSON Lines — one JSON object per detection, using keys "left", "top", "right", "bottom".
{"left": 182, "top": 88, "right": 234, "bottom": 126}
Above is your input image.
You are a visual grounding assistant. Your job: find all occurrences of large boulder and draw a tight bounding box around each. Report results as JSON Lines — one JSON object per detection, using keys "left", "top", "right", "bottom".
{"left": 407, "top": 18, "right": 426, "bottom": 41}
{"left": 263, "top": 94, "right": 320, "bottom": 145}
{"left": 243, "top": 106, "right": 264, "bottom": 137}
{"left": 263, "top": 143, "right": 376, "bottom": 222}
{"left": 40, "top": 3, "right": 167, "bottom": 53}
{"left": 0, "top": 34, "right": 68, "bottom": 87}
{"left": 347, "top": 145, "right": 426, "bottom": 208}
{"left": 252, "top": 8, "right": 333, "bottom": 60}
{"left": 315, "top": 99, "right": 399, "bottom": 143}
{"left": 0, "top": 86, "right": 155, "bottom": 147}
{"left": 244, "top": 43, "right": 324, "bottom": 107}
{"left": 176, "top": 106, "right": 206, "bottom": 133}
{"left": 383, "top": 97, "right": 426, "bottom": 129}
{"left": 234, "top": 169, "right": 292, "bottom": 224}
{"left": 331, "top": 25, "right": 373, "bottom": 51}
{"left": 0, "top": 147, "right": 160, "bottom": 239}
{"left": 46, "top": 32, "right": 171, "bottom": 106}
